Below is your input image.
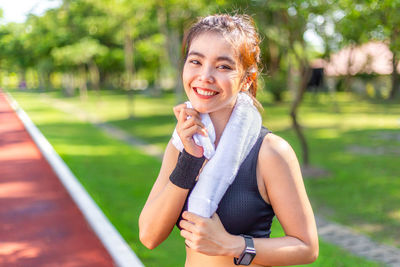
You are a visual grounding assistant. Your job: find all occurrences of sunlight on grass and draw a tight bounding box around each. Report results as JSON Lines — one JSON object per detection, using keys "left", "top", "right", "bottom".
{"left": 8, "top": 89, "right": 396, "bottom": 266}
{"left": 54, "top": 144, "right": 120, "bottom": 156}
{"left": 314, "top": 129, "right": 341, "bottom": 139}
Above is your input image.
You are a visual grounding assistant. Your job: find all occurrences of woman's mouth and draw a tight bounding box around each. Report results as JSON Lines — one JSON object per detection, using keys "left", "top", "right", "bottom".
{"left": 193, "top": 87, "right": 219, "bottom": 99}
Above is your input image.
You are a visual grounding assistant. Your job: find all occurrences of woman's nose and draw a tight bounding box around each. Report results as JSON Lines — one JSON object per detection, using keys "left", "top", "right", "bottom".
{"left": 198, "top": 66, "right": 215, "bottom": 83}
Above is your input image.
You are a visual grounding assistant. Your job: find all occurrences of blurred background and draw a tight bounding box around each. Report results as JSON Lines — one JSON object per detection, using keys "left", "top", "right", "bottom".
{"left": 0, "top": 0, "right": 399, "bottom": 266}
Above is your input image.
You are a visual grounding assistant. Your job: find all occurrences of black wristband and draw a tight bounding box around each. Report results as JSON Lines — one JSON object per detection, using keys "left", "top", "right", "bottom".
{"left": 169, "top": 149, "right": 206, "bottom": 189}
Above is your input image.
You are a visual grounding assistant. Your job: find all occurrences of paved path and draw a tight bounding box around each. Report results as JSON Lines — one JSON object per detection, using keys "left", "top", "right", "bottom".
{"left": 0, "top": 92, "right": 115, "bottom": 266}
{"left": 316, "top": 216, "right": 400, "bottom": 266}
{"left": 37, "top": 93, "right": 400, "bottom": 266}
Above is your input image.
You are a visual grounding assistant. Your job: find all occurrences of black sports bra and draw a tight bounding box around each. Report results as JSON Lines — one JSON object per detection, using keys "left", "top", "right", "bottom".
{"left": 177, "top": 127, "right": 275, "bottom": 238}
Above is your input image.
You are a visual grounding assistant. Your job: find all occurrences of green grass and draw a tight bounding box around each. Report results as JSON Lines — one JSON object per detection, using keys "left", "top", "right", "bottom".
{"left": 30, "top": 88, "right": 400, "bottom": 248}
{"left": 270, "top": 219, "right": 381, "bottom": 267}
{"left": 8, "top": 89, "right": 388, "bottom": 266}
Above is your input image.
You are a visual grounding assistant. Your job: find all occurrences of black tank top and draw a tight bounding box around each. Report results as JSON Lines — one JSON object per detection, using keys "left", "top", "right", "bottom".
{"left": 177, "top": 127, "right": 275, "bottom": 238}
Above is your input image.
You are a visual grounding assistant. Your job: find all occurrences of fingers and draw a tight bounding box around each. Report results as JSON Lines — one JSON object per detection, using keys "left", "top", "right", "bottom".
{"left": 177, "top": 109, "right": 207, "bottom": 138}
{"left": 182, "top": 116, "right": 205, "bottom": 129}
{"left": 173, "top": 103, "right": 186, "bottom": 120}
{"left": 184, "top": 239, "right": 194, "bottom": 249}
{"left": 179, "top": 218, "right": 196, "bottom": 232}
{"left": 182, "top": 123, "right": 207, "bottom": 139}
{"left": 185, "top": 107, "right": 202, "bottom": 118}
{"left": 180, "top": 229, "right": 192, "bottom": 239}
{"left": 174, "top": 105, "right": 202, "bottom": 124}
{"left": 173, "top": 104, "right": 201, "bottom": 119}
{"left": 178, "top": 107, "right": 187, "bottom": 126}
{"left": 173, "top": 105, "right": 207, "bottom": 157}
{"left": 180, "top": 229, "right": 195, "bottom": 249}
{"left": 182, "top": 211, "right": 205, "bottom": 224}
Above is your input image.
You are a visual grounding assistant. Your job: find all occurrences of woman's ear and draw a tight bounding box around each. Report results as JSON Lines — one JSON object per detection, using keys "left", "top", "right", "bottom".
{"left": 241, "top": 76, "right": 252, "bottom": 92}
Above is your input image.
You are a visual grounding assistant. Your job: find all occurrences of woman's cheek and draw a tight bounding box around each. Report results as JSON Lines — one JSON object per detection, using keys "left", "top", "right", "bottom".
{"left": 182, "top": 69, "right": 194, "bottom": 88}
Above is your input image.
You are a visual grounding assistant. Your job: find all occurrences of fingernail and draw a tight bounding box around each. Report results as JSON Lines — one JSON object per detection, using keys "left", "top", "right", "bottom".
{"left": 202, "top": 128, "right": 208, "bottom": 137}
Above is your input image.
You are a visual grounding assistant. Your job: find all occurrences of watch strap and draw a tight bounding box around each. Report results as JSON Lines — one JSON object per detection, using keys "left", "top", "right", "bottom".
{"left": 234, "top": 235, "right": 256, "bottom": 265}
{"left": 243, "top": 235, "right": 255, "bottom": 252}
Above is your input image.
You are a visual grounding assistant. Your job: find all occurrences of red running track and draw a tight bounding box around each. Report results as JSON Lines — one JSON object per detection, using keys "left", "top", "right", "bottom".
{"left": 0, "top": 91, "right": 115, "bottom": 267}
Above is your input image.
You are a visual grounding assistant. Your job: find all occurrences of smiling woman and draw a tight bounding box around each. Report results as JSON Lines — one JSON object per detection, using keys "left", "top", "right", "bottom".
{"left": 139, "top": 14, "right": 319, "bottom": 267}
{"left": 182, "top": 32, "right": 243, "bottom": 114}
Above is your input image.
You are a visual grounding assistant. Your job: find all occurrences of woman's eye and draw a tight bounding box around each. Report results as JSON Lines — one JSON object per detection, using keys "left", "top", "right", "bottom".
{"left": 189, "top": 60, "right": 201, "bottom": 65}
{"left": 218, "top": 65, "right": 232, "bottom": 70}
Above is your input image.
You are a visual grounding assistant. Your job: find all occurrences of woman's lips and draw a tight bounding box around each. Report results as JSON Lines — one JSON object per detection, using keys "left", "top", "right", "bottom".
{"left": 193, "top": 87, "right": 219, "bottom": 99}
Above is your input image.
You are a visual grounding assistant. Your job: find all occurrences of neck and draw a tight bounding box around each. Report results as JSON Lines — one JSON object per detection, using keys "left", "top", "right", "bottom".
{"left": 209, "top": 105, "right": 235, "bottom": 147}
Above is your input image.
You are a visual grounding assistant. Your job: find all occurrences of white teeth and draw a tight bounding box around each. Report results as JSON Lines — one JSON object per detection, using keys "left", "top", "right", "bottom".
{"left": 196, "top": 88, "right": 217, "bottom": 96}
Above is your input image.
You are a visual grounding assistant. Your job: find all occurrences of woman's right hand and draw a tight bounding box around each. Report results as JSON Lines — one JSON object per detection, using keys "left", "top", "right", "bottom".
{"left": 173, "top": 104, "right": 208, "bottom": 158}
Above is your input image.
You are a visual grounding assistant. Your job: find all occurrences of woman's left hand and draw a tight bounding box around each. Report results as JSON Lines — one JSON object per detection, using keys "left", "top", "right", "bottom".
{"left": 179, "top": 211, "right": 244, "bottom": 256}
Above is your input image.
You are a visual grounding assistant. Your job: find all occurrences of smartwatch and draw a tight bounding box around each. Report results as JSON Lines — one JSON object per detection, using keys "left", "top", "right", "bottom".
{"left": 234, "top": 235, "right": 256, "bottom": 265}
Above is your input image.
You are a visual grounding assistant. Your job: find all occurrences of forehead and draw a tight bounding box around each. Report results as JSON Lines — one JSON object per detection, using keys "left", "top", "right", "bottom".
{"left": 189, "top": 31, "right": 237, "bottom": 61}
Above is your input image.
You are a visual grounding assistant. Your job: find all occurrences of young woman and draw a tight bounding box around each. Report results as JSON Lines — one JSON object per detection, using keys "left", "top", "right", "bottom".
{"left": 139, "top": 14, "right": 319, "bottom": 266}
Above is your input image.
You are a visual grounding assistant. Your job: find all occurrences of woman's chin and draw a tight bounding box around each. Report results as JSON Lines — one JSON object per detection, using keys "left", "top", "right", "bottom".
{"left": 192, "top": 105, "right": 209, "bottom": 114}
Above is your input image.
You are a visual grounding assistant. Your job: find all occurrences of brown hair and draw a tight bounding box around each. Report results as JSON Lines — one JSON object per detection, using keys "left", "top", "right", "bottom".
{"left": 182, "top": 14, "right": 262, "bottom": 100}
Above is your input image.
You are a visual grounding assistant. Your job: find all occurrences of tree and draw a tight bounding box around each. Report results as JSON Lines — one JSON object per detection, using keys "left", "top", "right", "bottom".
{"left": 244, "top": 0, "right": 331, "bottom": 166}
{"left": 337, "top": 0, "right": 400, "bottom": 99}
{"left": 52, "top": 37, "right": 108, "bottom": 98}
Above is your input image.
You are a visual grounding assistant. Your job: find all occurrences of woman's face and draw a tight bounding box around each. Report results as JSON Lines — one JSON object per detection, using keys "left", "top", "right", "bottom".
{"left": 182, "top": 31, "right": 244, "bottom": 114}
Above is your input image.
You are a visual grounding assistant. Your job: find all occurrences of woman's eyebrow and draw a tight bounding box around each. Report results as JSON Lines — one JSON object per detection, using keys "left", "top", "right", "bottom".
{"left": 188, "top": 51, "right": 235, "bottom": 66}
{"left": 187, "top": 51, "right": 205, "bottom": 58}
{"left": 216, "top": 56, "right": 235, "bottom": 66}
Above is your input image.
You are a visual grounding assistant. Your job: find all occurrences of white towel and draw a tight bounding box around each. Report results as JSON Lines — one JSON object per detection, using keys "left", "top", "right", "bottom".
{"left": 172, "top": 92, "right": 262, "bottom": 218}
{"left": 172, "top": 102, "right": 216, "bottom": 159}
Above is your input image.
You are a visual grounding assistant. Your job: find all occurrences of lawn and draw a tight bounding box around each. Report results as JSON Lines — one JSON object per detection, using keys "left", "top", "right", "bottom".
{"left": 25, "top": 88, "right": 400, "bottom": 248}
{"left": 7, "top": 88, "right": 390, "bottom": 266}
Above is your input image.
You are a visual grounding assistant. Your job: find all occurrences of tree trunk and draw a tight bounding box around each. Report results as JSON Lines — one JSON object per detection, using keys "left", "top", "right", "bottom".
{"left": 290, "top": 65, "right": 312, "bottom": 166}
{"left": 124, "top": 21, "right": 135, "bottom": 118}
{"left": 63, "top": 73, "right": 75, "bottom": 97}
{"left": 79, "top": 65, "right": 88, "bottom": 100}
{"left": 344, "top": 45, "right": 354, "bottom": 92}
{"left": 124, "top": 22, "right": 135, "bottom": 89}
{"left": 267, "top": 42, "right": 282, "bottom": 76}
{"left": 389, "top": 29, "right": 399, "bottom": 99}
{"left": 389, "top": 52, "right": 399, "bottom": 100}
{"left": 155, "top": 0, "right": 170, "bottom": 96}
{"left": 45, "top": 71, "right": 52, "bottom": 90}
{"left": 38, "top": 70, "right": 46, "bottom": 91}
{"left": 171, "top": 27, "right": 184, "bottom": 104}
{"left": 163, "top": 6, "right": 183, "bottom": 103}
{"left": 287, "top": 57, "right": 296, "bottom": 99}
{"left": 89, "top": 60, "right": 100, "bottom": 92}
{"left": 19, "top": 69, "right": 27, "bottom": 90}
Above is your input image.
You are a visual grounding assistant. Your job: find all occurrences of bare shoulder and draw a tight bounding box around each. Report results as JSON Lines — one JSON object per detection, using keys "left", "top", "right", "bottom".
{"left": 257, "top": 132, "right": 303, "bottom": 190}
{"left": 259, "top": 133, "right": 298, "bottom": 164}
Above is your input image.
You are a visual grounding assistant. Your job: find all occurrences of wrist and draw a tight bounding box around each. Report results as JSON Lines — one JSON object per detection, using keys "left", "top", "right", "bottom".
{"left": 169, "top": 149, "right": 205, "bottom": 189}
{"left": 224, "top": 234, "right": 246, "bottom": 257}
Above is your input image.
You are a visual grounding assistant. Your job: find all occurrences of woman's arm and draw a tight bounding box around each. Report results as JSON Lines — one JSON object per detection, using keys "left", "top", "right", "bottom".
{"left": 179, "top": 133, "right": 319, "bottom": 265}
{"left": 251, "top": 133, "right": 319, "bottom": 265}
{"left": 138, "top": 139, "right": 188, "bottom": 249}
{"left": 139, "top": 105, "right": 207, "bottom": 249}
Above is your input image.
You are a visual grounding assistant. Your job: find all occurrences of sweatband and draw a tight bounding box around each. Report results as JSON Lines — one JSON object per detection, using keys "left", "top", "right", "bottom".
{"left": 169, "top": 149, "right": 206, "bottom": 189}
